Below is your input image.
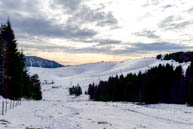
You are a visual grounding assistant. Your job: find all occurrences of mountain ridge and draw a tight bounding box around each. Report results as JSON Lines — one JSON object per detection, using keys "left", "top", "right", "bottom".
{"left": 25, "top": 56, "right": 64, "bottom": 68}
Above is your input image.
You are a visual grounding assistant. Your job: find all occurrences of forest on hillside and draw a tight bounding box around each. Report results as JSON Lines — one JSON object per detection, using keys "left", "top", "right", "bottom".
{"left": 157, "top": 51, "right": 193, "bottom": 63}
{"left": 87, "top": 60, "right": 193, "bottom": 106}
{"left": 0, "top": 21, "right": 42, "bottom": 100}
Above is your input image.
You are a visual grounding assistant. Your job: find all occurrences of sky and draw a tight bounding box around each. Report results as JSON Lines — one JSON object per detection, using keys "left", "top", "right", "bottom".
{"left": 0, "top": 0, "right": 193, "bottom": 65}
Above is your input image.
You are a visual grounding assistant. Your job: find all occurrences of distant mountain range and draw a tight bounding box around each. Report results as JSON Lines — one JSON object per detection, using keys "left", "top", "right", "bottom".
{"left": 25, "top": 56, "right": 64, "bottom": 68}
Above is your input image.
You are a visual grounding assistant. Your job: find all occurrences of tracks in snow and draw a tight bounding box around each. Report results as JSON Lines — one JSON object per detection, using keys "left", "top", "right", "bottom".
{"left": 33, "top": 101, "right": 82, "bottom": 129}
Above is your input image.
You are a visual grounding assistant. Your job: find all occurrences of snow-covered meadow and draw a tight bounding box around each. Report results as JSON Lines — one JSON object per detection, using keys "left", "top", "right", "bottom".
{"left": 0, "top": 57, "right": 192, "bottom": 129}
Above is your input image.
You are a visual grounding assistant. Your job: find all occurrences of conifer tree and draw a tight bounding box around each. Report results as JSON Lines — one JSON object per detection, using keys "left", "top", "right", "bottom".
{"left": 0, "top": 28, "right": 7, "bottom": 97}
{"left": 31, "top": 74, "right": 42, "bottom": 100}
{"left": 187, "top": 77, "right": 193, "bottom": 106}
{"left": 186, "top": 61, "right": 193, "bottom": 106}
{"left": 1, "top": 20, "right": 26, "bottom": 99}
{"left": 0, "top": 20, "right": 42, "bottom": 100}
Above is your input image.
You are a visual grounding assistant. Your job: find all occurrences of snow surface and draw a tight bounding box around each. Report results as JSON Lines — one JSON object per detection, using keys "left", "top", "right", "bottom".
{"left": 0, "top": 57, "right": 192, "bottom": 129}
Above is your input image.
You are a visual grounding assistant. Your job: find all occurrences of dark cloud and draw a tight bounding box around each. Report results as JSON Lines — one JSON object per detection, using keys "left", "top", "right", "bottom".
{"left": 95, "top": 12, "right": 118, "bottom": 27}
{"left": 20, "top": 42, "right": 192, "bottom": 56}
{"left": 97, "top": 39, "right": 121, "bottom": 45}
{"left": 82, "top": 39, "right": 121, "bottom": 44}
{"left": 54, "top": 0, "right": 83, "bottom": 12}
{"left": 132, "top": 42, "right": 189, "bottom": 52}
{"left": 1, "top": 15, "right": 96, "bottom": 39}
{"left": 67, "top": 5, "right": 118, "bottom": 27}
{"left": 0, "top": 0, "right": 39, "bottom": 14}
{"left": 133, "top": 30, "right": 160, "bottom": 39}
{"left": 0, "top": 0, "right": 97, "bottom": 39}
{"left": 52, "top": 0, "right": 118, "bottom": 27}
{"left": 159, "top": 16, "right": 192, "bottom": 30}
{"left": 109, "top": 42, "right": 192, "bottom": 55}
{"left": 163, "top": 5, "right": 172, "bottom": 9}
{"left": 0, "top": 0, "right": 118, "bottom": 41}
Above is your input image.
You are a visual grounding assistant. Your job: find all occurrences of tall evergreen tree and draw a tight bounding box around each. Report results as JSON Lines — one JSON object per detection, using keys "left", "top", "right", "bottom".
{"left": 1, "top": 20, "right": 26, "bottom": 99}
{"left": 31, "top": 74, "right": 42, "bottom": 100}
{"left": 0, "top": 20, "right": 42, "bottom": 100}
{"left": 186, "top": 61, "right": 193, "bottom": 106}
{"left": 187, "top": 77, "right": 193, "bottom": 106}
{"left": 0, "top": 27, "right": 7, "bottom": 97}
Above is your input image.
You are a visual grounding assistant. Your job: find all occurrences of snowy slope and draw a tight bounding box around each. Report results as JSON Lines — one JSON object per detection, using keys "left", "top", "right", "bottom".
{"left": 29, "top": 57, "right": 189, "bottom": 89}
{"left": 0, "top": 57, "right": 192, "bottom": 129}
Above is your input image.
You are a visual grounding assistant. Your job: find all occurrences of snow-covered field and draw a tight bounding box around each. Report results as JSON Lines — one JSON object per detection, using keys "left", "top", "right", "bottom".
{"left": 0, "top": 57, "right": 192, "bottom": 129}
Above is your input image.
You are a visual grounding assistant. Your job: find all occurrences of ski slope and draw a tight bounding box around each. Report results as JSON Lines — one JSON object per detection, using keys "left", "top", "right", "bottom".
{"left": 0, "top": 57, "right": 192, "bottom": 129}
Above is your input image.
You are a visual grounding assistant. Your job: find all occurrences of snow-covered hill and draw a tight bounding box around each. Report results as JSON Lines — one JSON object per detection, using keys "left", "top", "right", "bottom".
{"left": 0, "top": 57, "right": 192, "bottom": 129}
{"left": 29, "top": 57, "right": 189, "bottom": 89}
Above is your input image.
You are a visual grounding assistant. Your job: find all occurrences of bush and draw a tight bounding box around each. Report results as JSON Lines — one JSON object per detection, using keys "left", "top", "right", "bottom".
{"left": 156, "top": 54, "right": 162, "bottom": 60}
{"left": 69, "top": 84, "right": 82, "bottom": 96}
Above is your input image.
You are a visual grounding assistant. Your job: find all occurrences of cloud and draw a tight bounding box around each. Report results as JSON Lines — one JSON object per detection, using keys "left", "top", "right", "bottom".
{"left": 81, "top": 39, "right": 121, "bottom": 45}
{"left": 97, "top": 39, "right": 121, "bottom": 45}
{"left": 0, "top": 0, "right": 97, "bottom": 39}
{"left": 1, "top": 0, "right": 193, "bottom": 64}
{"left": 20, "top": 42, "right": 192, "bottom": 56}
{"left": 133, "top": 30, "right": 160, "bottom": 39}
{"left": 163, "top": 4, "right": 172, "bottom": 9}
{"left": 132, "top": 42, "right": 190, "bottom": 52}
{"left": 159, "top": 16, "right": 192, "bottom": 30}
{"left": 54, "top": 0, "right": 82, "bottom": 11}
{"left": 0, "top": 0, "right": 118, "bottom": 41}
{"left": 143, "top": 0, "right": 160, "bottom": 7}
{"left": 0, "top": 0, "right": 39, "bottom": 15}
{"left": 66, "top": 5, "right": 118, "bottom": 27}
{"left": 53, "top": 0, "right": 118, "bottom": 27}
{"left": 10, "top": 15, "right": 96, "bottom": 39}
{"left": 109, "top": 42, "right": 192, "bottom": 55}
{"left": 159, "top": 16, "right": 174, "bottom": 27}
{"left": 188, "top": 7, "right": 193, "bottom": 12}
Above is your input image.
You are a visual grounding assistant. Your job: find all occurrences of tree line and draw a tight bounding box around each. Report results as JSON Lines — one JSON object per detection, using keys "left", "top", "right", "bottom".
{"left": 87, "top": 62, "right": 193, "bottom": 106}
{"left": 0, "top": 20, "right": 42, "bottom": 100}
{"left": 157, "top": 51, "right": 193, "bottom": 63}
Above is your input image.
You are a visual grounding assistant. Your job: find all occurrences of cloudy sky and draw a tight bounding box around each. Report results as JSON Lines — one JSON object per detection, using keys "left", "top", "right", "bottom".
{"left": 0, "top": 0, "right": 193, "bottom": 65}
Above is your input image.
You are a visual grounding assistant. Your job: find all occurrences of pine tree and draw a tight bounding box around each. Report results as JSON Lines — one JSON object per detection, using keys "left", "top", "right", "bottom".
{"left": 23, "top": 70, "right": 33, "bottom": 99}
{"left": 187, "top": 77, "right": 193, "bottom": 106}
{"left": 0, "top": 20, "right": 26, "bottom": 99}
{"left": 186, "top": 61, "right": 193, "bottom": 106}
{"left": 0, "top": 20, "right": 42, "bottom": 100}
{"left": 31, "top": 74, "right": 42, "bottom": 100}
{"left": 0, "top": 27, "right": 7, "bottom": 97}
{"left": 69, "top": 84, "right": 82, "bottom": 97}
{"left": 1, "top": 20, "right": 17, "bottom": 99}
